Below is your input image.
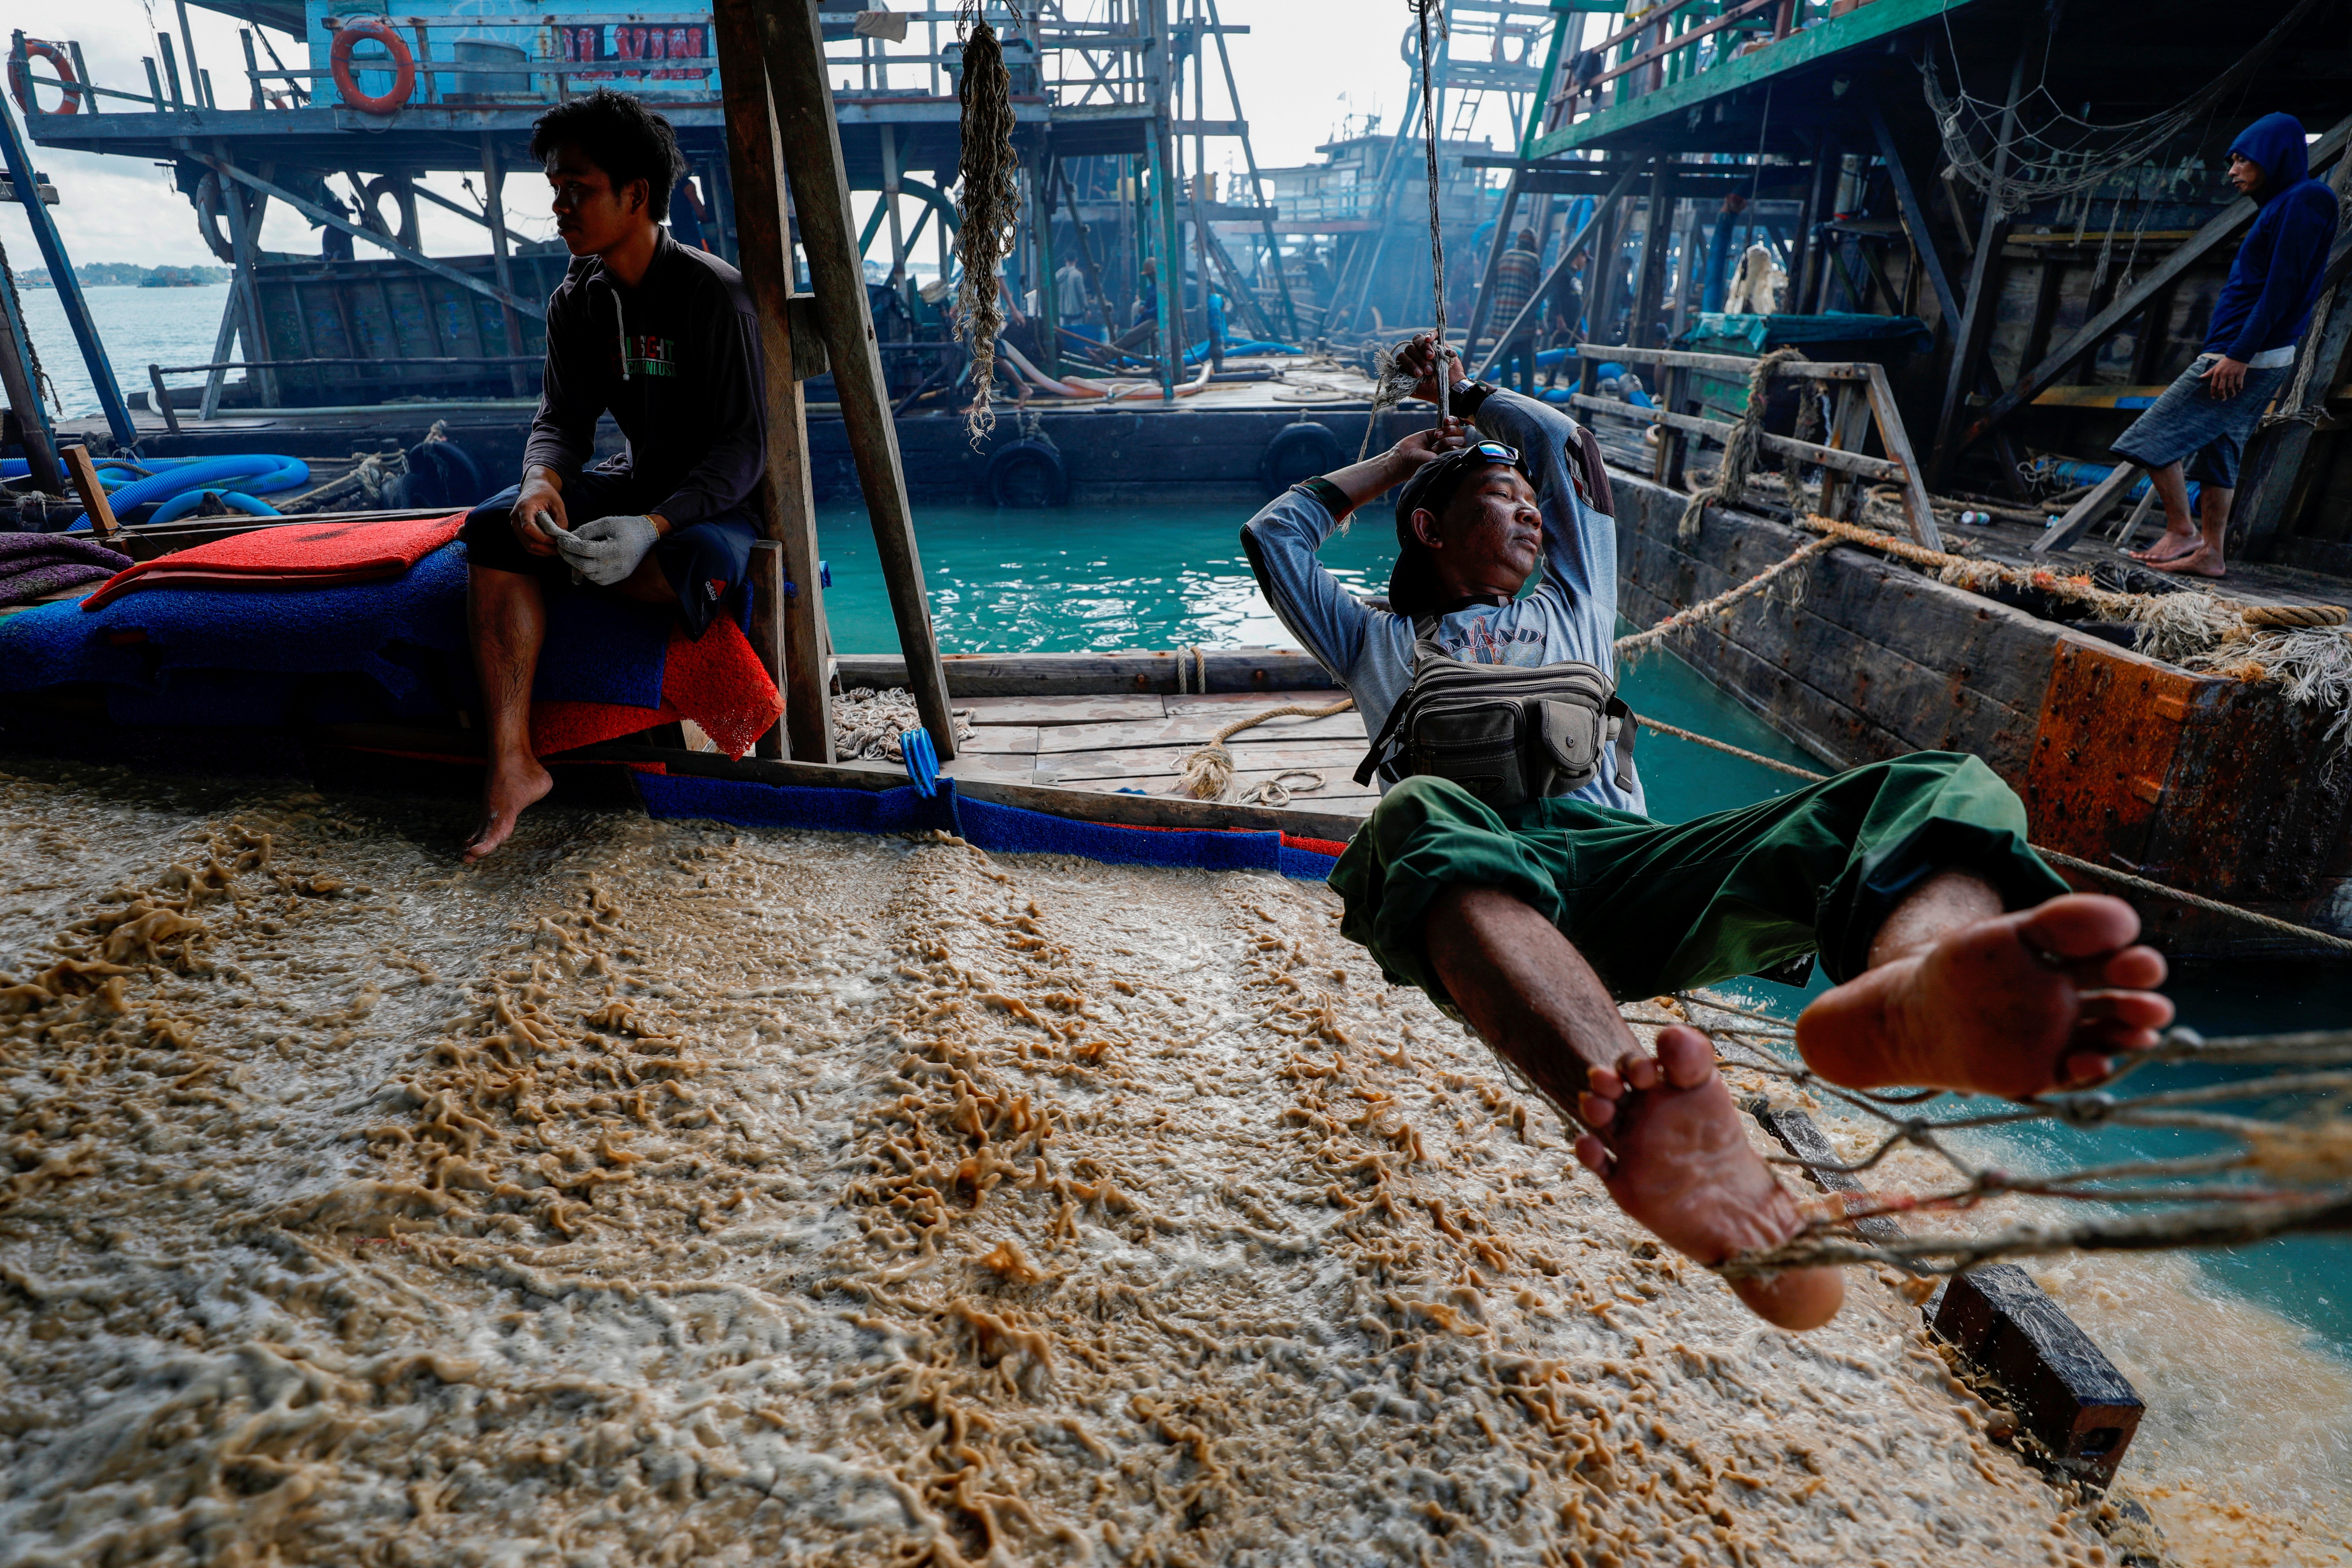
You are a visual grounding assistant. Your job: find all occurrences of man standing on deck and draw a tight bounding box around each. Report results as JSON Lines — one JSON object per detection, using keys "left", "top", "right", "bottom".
{"left": 1240, "top": 334, "right": 2174, "bottom": 1331}
{"left": 458, "top": 89, "right": 766, "bottom": 862}
{"left": 2117, "top": 112, "right": 2340, "bottom": 578}
{"left": 1486, "top": 229, "right": 1543, "bottom": 391}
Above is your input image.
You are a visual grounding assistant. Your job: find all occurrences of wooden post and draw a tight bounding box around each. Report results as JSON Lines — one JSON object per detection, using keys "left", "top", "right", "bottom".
{"left": 210, "top": 143, "right": 280, "bottom": 408}
{"left": 714, "top": 0, "right": 833, "bottom": 762}
{"left": 481, "top": 135, "right": 529, "bottom": 398}
{"left": 753, "top": 0, "right": 956, "bottom": 758}
{"left": 1146, "top": 124, "right": 1182, "bottom": 399}
{"left": 59, "top": 444, "right": 119, "bottom": 542}
{"left": 1629, "top": 161, "right": 1670, "bottom": 349}
{"left": 1929, "top": 46, "right": 2028, "bottom": 487}
{"left": 1033, "top": 167, "right": 1063, "bottom": 378}
{"left": 147, "top": 365, "right": 183, "bottom": 435}
{"left": 1813, "top": 379, "right": 1868, "bottom": 520}
{"left": 1861, "top": 363, "right": 1943, "bottom": 549}
{"left": 200, "top": 289, "right": 240, "bottom": 421}
{"left": 0, "top": 255, "right": 62, "bottom": 493}
{"left": 1790, "top": 149, "right": 1827, "bottom": 314}
{"left": 748, "top": 540, "right": 787, "bottom": 758}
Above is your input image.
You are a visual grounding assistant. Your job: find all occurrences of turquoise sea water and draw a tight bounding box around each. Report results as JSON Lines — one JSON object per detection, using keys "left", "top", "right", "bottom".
{"left": 816, "top": 497, "right": 2352, "bottom": 1366}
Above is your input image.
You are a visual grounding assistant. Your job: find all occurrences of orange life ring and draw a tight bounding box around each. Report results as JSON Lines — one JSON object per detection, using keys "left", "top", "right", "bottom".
{"left": 7, "top": 39, "right": 80, "bottom": 116}
{"left": 331, "top": 19, "right": 416, "bottom": 115}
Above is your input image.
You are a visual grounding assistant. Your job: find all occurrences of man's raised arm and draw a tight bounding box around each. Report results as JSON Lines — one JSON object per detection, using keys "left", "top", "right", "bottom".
{"left": 1240, "top": 426, "right": 1466, "bottom": 683}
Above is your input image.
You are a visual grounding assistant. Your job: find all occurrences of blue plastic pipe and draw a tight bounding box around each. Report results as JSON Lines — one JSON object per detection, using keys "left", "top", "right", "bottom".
{"left": 146, "top": 488, "right": 283, "bottom": 525}
{"left": 68, "top": 455, "right": 310, "bottom": 531}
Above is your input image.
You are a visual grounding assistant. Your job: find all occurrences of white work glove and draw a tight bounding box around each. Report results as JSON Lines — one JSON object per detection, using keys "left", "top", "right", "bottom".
{"left": 555, "top": 514, "right": 660, "bottom": 587}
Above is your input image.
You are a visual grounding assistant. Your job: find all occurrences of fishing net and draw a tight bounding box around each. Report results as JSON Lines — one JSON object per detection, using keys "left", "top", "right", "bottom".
{"left": 1628, "top": 993, "right": 2352, "bottom": 1281}
{"left": 951, "top": 1, "right": 1019, "bottom": 448}
{"left": 1919, "top": 0, "right": 2325, "bottom": 219}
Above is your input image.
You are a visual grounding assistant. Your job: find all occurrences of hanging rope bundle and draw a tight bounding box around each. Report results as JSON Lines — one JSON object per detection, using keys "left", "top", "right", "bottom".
{"left": 951, "top": 1, "right": 1019, "bottom": 448}
{"left": 1635, "top": 993, "right": 2352, "bottom": 1279}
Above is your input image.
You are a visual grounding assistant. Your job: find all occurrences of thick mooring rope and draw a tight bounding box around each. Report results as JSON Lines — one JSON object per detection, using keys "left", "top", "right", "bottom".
{"left": 951, "top": 2, "right": 1018, "bottom": 448}
{"left": 1411, "top": 0, "right": 1449, "bottom": 433}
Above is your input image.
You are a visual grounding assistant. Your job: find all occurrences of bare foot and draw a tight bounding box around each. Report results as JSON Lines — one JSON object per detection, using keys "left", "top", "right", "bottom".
{"left": 464, "top": 758, "right": 554, "bottom": 863}
{"left": 1795, "top": 893, "right": 2172, "bottom": 1100}
{"left": 2128, "top": 528, "right": 2201, "bottom": 564}
{"left": 2148, "top": 543, "right": 2227, "bottom": 578}
{"left": 1575, "top": 1026, "right": 1845, "bottom": 1330}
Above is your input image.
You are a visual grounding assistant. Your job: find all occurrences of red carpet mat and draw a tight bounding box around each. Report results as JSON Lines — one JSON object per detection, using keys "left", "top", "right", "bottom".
{"left": 84, "top": 513, "right": 467, "bottom": 609}
{"left": 532, "top": 613, "right": 782, "bottom": 760}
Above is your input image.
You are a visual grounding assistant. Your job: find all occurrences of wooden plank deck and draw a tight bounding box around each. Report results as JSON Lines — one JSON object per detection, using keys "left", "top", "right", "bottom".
{"left": 942, "top": 690, "right": 1374, "bottom": 817}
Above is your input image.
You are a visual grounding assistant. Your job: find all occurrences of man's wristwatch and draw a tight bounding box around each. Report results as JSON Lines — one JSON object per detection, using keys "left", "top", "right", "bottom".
{"left": 1447, "top": 377, "right": 1499, "bottom": 419}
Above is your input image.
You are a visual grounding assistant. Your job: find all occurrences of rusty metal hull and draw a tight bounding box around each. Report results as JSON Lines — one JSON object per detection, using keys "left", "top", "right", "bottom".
{"left": 1611, "top": 471, "right": 2352, "bottom": 955}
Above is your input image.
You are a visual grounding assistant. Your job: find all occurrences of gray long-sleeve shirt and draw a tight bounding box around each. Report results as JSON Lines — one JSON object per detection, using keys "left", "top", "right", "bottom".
{"left": 1239, "top": 389, "right": 1646, "bottom": 816}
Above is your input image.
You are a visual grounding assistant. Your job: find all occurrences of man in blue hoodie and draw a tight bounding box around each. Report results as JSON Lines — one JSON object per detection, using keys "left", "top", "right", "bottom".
{"left": 2112, "top": 113, "right": 2339, "bottom": 578}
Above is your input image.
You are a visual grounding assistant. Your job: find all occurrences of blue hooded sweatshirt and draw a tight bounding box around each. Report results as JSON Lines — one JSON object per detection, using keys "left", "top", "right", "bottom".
{"left": 2206, "top": 113, "right": 2340, "bottom": 361}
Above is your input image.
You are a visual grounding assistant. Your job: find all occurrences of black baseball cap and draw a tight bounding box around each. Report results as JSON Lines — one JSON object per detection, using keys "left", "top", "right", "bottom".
{"left": 1387, "top": 440, "right": 1532, "bottom": 616}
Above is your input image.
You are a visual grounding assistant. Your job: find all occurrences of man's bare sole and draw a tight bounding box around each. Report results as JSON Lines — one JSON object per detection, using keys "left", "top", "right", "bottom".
{"left": 464, "top": 761, "right": 554, "bottom": 863}
{"left": 1575, "top": 1026, "right": 1845, "bottom": 1331}
{"left": 1796, "top": 893, "right": 2172, "bottom": 1100}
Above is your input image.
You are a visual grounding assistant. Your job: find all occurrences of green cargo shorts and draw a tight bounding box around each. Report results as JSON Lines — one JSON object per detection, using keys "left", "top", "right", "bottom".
{"left": 1329, "top": 752, "right": 2068, "bottom": 1005}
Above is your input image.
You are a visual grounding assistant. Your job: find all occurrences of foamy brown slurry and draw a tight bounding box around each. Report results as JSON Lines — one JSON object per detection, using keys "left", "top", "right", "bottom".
{"left": 1792, "top": 1093, "right": 2352, "bottom": 1568}
{"left": 0, "top": 765, "right": 2117, "bottom": 1567}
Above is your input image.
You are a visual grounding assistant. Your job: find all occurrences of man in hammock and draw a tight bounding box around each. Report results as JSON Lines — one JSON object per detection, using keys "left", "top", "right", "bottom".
{"left": 1240, "top": 334, "right": 2174, "bottom": 1330}
{"left": 459, "top": 90, "right": 767, "bottom": 862}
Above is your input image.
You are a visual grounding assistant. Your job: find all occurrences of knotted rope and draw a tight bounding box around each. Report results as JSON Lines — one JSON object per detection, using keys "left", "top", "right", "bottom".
{"left": 1674, "top": 347, "right": 1808, "bottom": 542}
{"left": 1173, "top": 698, "right": 1357, "bottom": 803}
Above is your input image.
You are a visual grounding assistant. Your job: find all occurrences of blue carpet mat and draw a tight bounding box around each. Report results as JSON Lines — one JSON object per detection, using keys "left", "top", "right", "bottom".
{"left": 0, "top": 543, "right": 674, "bottom": 726}
{"left": 631, "top": 773, "right": 1339, "bottom": 881}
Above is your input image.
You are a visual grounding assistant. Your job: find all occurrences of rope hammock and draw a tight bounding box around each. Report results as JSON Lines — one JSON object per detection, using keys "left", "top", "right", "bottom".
{"left": 1921, "top": 0, "right": 2326, "bottom": 219}
{"left": 1631, "top": 992, "right": 2352, "bottom": 1279}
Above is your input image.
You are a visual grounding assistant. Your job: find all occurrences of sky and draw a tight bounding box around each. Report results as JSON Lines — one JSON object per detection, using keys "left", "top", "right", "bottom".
{"left": 0, "top": 1, "right": 1543, "bottom": 272}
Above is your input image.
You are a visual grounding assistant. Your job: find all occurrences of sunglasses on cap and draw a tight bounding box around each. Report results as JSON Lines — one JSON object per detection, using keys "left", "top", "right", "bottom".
{"left": 1464, "top": 439, "right": 1522, "bottom": 466}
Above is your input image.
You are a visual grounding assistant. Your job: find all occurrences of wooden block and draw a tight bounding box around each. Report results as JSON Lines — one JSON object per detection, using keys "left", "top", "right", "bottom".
{"left": 58, "top": 445, "right": 120, "bottom": 542}
{"left": 1934, "top": 1264, "right": 2144, "bottom": 1488}
{"left": 1748, "top": 1104, "right": 1906, "bottom": 1245}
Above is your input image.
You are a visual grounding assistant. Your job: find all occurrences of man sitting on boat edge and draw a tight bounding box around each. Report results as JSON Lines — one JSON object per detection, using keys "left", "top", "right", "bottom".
{"left": 1239, "top": 334, "right": 2174, "bottom": 1331}
{"left": 460, "top": 89, "right": 768, "bottom": 862}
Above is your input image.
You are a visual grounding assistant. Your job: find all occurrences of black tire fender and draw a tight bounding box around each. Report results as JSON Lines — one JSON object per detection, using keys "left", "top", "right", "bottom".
{"left": 985, "top": 438, "right": 1069, "bottom": 508}
{"left": 1259, "top": 420, "right": 1344, "bottom": 495}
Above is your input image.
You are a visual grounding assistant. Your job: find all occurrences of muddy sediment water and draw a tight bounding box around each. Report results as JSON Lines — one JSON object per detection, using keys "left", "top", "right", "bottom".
{"left": 0, "top": 763, "right": 2152, "bottom": 1567}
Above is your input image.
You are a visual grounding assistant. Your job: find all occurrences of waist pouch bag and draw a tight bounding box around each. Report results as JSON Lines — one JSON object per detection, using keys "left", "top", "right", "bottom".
{"left": 1353, "top": 618, "right": 1637, "bottom": 809}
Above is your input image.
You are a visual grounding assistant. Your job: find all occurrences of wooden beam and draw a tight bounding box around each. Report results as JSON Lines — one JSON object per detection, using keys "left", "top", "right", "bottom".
{"left": 1471, "top": 167, "right": 1638, "bottom": 379}
{"left": 1928, "top": 47, "right": 2027, "bottom": 486}
{"left": 754, "top": 0, "right": 956, "bottom": 759}
{"left": 1862, "top": 363, "right": 1943, "bottom": 549}
{"left": 1629, "top": 161, "right": 1671, "bottom": 349}
{"left": 2033, "top": 461, "right": 2140, "bottom": 555}
{"left": 1959, "top": 111, "right": 2352, "bottom": 458}
{"left": 59, "top": 443, "right": 120, "bottom": 542}
{"left": 480, "top": 135, "right": 528, "bottom": 399}
{"left": 0, "top": 262, "right": 62, "bottom": 493}
{"left": 714, "top": 0, "right": 834, "bottom": 764}
{"left": 194, "top": 153, "right": 538, "bottom": 319}
{"left": 1569, "top": 393, "right": 1907, "bottom": 481}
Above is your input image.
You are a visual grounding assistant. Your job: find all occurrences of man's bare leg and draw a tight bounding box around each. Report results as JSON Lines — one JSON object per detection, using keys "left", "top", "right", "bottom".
{"left": 1424, "top": 886, "right": 1845, "bottom": 1331}
{"left": 2128, "top": 461, "right": 2201, "bottom": 564}
{"left": 464, "top": 565, "right": 556, "bottom": 862}
{"left": 2149, "top": 483, "right": 2233, "bottom": 578}
{"left": 1796, "top": 871, "right": 2173, "bottom": 1099}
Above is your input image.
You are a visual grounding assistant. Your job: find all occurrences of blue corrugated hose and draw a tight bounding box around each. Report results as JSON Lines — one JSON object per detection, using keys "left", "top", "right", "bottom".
{"left": 900, "top": 727, "right": 940, "bottom": 798}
